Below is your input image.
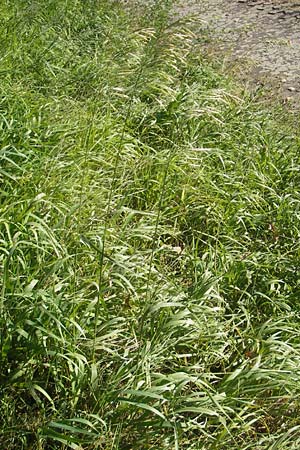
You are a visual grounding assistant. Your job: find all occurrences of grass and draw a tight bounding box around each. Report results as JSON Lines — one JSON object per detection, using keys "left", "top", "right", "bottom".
{"left": 1, "top": 0, "right": 300, "bottom": 448}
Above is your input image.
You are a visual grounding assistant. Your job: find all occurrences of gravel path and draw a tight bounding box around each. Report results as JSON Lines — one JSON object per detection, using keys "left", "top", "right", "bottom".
{"left": 175, "top": 0, "right": 300, "bottom": 105}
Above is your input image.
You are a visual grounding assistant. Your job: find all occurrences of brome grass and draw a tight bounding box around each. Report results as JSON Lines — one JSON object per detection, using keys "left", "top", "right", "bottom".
{"left": 1, "top": 0, "right": 300, "bottom": 448}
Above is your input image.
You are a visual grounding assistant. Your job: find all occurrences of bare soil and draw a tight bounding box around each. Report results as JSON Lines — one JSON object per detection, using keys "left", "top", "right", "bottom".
{"left": 175, "top": 0, "right": 300, "bottom": 105}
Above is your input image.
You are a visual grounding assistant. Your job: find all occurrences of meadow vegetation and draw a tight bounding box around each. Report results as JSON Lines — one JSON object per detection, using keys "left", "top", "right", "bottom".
{"left": 1, "top": 0, "right": 300, "bottom": 448}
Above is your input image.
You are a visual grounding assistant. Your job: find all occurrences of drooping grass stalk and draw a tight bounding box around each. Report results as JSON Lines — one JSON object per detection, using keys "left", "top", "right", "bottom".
{"left": 72, "top": 106, "right": 97, "bottom": 343}
{"left": 91, "top": 0, "right": 176, "bottom": 362}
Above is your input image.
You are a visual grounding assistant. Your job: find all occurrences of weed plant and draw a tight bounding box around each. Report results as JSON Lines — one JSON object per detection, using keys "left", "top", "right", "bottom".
{"left": 1, "top": 0, "right": 300, "bottom": 448}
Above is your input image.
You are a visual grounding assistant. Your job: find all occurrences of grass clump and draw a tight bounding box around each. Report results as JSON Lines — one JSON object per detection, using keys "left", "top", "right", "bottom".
{"left": 1, "top": 0, "right": 300, "bottom": 448}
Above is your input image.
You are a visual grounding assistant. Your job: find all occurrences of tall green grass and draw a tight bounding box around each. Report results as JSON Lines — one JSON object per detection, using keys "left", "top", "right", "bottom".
{"left": 1, "top": 0, "right": 300, "bottom": 448}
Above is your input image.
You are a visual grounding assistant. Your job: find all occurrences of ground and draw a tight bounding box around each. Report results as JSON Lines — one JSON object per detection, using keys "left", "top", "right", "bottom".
{"left": 174, "top": 0, "right": 300, "bottom": 105}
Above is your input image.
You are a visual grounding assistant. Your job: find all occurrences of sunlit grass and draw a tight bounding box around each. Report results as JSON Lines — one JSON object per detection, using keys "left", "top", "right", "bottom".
{"left": 1, "top": 0, "right": 300, "bottom": 448}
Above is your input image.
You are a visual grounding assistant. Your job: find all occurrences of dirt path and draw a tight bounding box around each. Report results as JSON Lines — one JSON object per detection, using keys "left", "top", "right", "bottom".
{"left": 176, "top": 0, "right": 300, "bottom": 105}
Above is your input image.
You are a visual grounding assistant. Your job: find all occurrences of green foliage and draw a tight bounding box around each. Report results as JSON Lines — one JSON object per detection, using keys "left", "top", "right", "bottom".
{"left": 1, "top": 0, "right": 300, "bottom": 448}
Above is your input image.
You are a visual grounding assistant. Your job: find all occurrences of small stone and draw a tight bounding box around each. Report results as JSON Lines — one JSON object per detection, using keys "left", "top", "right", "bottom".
{"left": 288, "top": 86, "right": 296, "bottom": 92}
